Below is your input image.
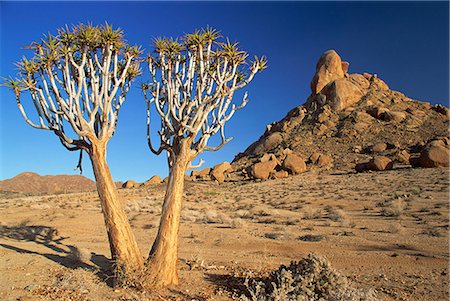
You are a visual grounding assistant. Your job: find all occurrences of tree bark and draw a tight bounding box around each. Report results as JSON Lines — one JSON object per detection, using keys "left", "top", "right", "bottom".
{"left": 89, "top": 141, "right": 143, "bottom": 278}
{"left": 146, "top": 138, "right": 191, "bottom": 287}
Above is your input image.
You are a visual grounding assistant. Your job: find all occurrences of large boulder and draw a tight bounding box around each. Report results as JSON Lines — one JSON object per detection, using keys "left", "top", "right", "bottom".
{"left": 322, "top": 78, "right": 365, "bottom": 111}
{"left": 310, "top": 50, "right": 345, "bottom": 94}
{"left": 419, "top": 142, "right": 449, "bottom": 168}
{"left": 211, "top": 162, "right": 232, "bottom": 184}
{"left": 282, "top": 153, "right": 307, "bottom": 174}
{"left": 250, "top": 159, "right": 280, "bottom": 180}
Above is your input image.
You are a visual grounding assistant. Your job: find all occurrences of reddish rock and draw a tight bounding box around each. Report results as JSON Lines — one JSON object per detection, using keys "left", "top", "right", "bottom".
{"left": 367, "top": 106, "right": 390, "bottom": 119}
{"left": 211, "top": 162, "right": 232, "bottom": 184}
{"left": 310, "top": 50, "right": 345, "bottom": 94}
{"left": 371, "top": 142, "right": 387, "bottom": 153}
{"left": 282, "top": 153, "right": 307, "bottom": 174}
{"left": 367, "top": 156, "right": 393, "bottom": 171}
{"left": 251, "top": 159, "right": 279, "bottom": 180}
{"left": 419, "top": 144, "right": 450, "bottom": 168}
{"left": 385, "top": 111, "right": 407, "bottom": 123}
{"left": 123, "top": 180, "right": 138, "bottom": 189}
{"left": 396, "top": 150, "right": 411, "bottom": 164}
{"left": 322, "top": 78, "right": 365, "bottom": 111}
{"left": 318, "top": 154, "right": 333, "bottom": 166}
{"left": 142, "top": 175, "right": 162, "bottom": 186}
{"left": 341, "top": 61, "right": 349, "bottom": 73}
{"left": 270, "top": 170, "right": 289, "bottom": 179}
{"left": 263, "top": 132, "right": 283, "bottom": 151}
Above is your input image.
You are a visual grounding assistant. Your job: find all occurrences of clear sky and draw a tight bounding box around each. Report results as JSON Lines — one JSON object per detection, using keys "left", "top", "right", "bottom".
{"left": 0, "top": 1, "right": 449, "bottom": 182}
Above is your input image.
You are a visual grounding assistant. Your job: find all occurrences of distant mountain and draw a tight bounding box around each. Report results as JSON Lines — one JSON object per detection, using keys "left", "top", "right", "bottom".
{"left": 232, "top": 50, "right": 449, "bottom": 174}
{"left": 0, "top": 172, "right": 96, "bottom": 194}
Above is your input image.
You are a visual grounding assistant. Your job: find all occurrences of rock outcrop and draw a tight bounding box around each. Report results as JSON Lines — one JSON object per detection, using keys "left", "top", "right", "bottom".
{"left": 231, "top": 49, "right": 449, "bottom": 177}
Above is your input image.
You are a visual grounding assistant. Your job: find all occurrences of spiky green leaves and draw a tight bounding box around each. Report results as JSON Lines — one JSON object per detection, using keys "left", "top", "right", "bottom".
{"left": 3, "top": 22, "right": 143, "bottom": 96}
{"left": 1, "top": 76, "right": 24, "bottom": 98}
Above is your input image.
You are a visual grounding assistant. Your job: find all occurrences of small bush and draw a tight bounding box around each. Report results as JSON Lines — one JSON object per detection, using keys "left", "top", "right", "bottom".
{"left": 241, "top": 254, "right": 377, "bottom": 301}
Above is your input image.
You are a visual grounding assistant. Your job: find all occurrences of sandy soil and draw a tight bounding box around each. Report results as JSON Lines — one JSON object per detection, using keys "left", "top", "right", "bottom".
{"left": 0, "top": 167, "right": 448, "bottom": 301}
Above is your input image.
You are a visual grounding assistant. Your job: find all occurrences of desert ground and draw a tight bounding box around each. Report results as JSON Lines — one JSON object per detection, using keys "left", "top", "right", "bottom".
{"left": 0, "top": 166, "right": 448, "bottom": 301}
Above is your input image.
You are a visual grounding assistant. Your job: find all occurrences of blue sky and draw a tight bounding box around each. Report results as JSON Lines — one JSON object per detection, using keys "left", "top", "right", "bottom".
{"left": 0, "top": 1, "right": 449, "bottom": 182}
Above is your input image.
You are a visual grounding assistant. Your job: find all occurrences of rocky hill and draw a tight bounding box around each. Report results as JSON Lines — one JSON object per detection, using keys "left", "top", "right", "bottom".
{"left": 231, "top": 50, "right": 449, "bottom": 178}
{"left": 0, "top": 172, "right": 96, "bottom": 194}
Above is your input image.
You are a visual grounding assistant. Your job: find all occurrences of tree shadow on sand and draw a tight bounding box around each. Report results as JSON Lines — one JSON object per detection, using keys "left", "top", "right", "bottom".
{"left": 0, "top": 224, "right": 114, "bottom": 287}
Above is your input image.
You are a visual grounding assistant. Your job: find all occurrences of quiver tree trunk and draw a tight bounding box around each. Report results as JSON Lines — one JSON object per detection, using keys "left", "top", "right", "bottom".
{"left": 146, "top": 138, "right": 191, "bottom": 287}
{"left": 89, "top": 141, "right": 143, "bottom": 282}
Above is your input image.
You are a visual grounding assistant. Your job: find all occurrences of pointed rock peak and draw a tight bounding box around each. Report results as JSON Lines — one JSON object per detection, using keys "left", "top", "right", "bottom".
{"left": 310, "top": 50, "right": 349, "bottom": 94}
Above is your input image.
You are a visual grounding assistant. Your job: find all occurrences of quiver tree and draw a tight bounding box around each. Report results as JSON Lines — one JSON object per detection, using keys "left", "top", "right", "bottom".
{"left": 142, "top": 27, "right": 267, "bottom": 286}
{"left": 3, "top": 23, "right": 144, "bottom": 280}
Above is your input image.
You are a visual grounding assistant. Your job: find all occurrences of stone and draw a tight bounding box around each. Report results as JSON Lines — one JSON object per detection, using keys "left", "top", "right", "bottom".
{"left": 433, "top": 104, "right": 450, "bottom": 118}
{"left": 123, "top": 180, "right": 137, "bottom": 189}
{"left": 355, "top": 162, "right": 369, "bottom": 172}
{"left": 191, "top": 170, "right": 200, "bottom": 177}
{"left": 260, "top": 153, "right": 277, "bottom": 163}
{"left": 282, "top": 153, "right": 307, "bottom": 174}
{"left": 354, "top": 111, "right": 374, "bottom": 123}
{"left": 250, "top": 159, "right": 280, "bottom": 180}
{"left": 396, "top": 150, "right": 410, "bottom": 164}
{"left": 366, "top": 106, "right": 390, "bottom": 119}
{"left": 270, "top": 170, "right": 289, "bottom": 179}
{"left": 371, "top": 142, "right": 387, "bottom": 153}
{"left": 348, "top": 73, "right": 370, "bottom": 89}
{"left": 367, "top": 156, "right": 393, "bottom": 171}
{"left": 384, "top": 111, "right": 407, "bottom": 123}
{"left": 198, "top": 167, "right": 211, "bottom": 177}
{"left": 419, "top": 144, "right": 449, "bottom": 168}
{"left": 309, "top": 152, "right": 321, "bottom": 164}
{"left": 211, "top": 162, "right": 232, "bottom": 184}
{"left": 322, "top": 78, "right": 365, "bottom": 111}
{"left": 263, "top": 132, "right": 283, "bottom": 151}
{"left": 310, "top": 50, "right": 345, "bottom": 94}
{"left": 317, "top": 154, "right": 333, "bottom": 166}
{"left": 341, "top": 61, "right": 349, "bottom": 73}
{"left": 142, "top": 175, "right": 162, "bottom": 186}
{"left": 371, "top": 77, "right": 389, "bottom": 90}
{"left": 362, "top": 73, "right": 372, "bottom": 80}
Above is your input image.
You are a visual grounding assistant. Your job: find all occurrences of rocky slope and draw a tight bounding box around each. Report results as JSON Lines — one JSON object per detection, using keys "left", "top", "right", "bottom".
{"left": 0, "top": 172, "right": 96, "bottom": 194}
{"left": 232, "top": 50, "right": 449, "bottom": 177}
